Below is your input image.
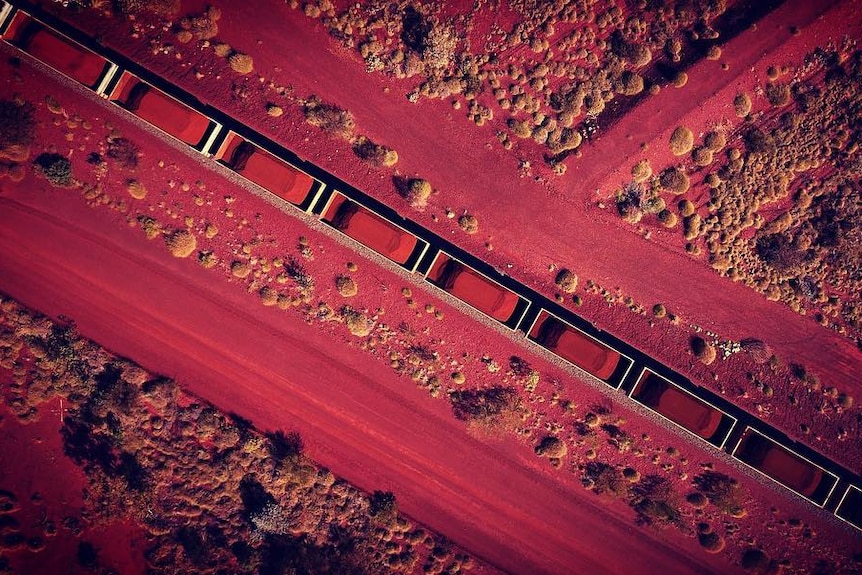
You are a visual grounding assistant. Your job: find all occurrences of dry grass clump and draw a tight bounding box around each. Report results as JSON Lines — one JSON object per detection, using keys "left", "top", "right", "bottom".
{"left": 683, "top": 213, "right": 701, "bottom": 240}
{"left": 213, "top": 43, "right": 232, "bottom": 58}
{"left": 115, "top": 0, "right": 179, "bottom": 16}
{"left": 266, "top": 104, "right": 283, "bottom": 117}
{"left": 698, "top": 531, "right": 725, "bottom": 553}
{"left": 335, "top": 276, "right": 358, "bottom": 297}
{"left": 669, "top": 126, "right": 693, "bottom": 156}
{"left": 765, "top": 83, "right": 791, "bottom": 107}
{"left": 137, "top": 215, "right": 162, "bottom": 239}
{"left": 685, "top": 492, "right": 707, "bottom": 509}
{"left": 449, "top": 386, "right": 522, "bottom": 432}
{"left": 230, "top": 260, "right": 251, "bottom": 279}
{"left": 706, "top": 46, "right": 722, "bottom": 60}
{"left": 614, "top": 70, "right": 644, "bottom": 96}
{"left": 691, "top": 147, "right": 714, "bottom": 167}
{"left": 258, "top": 286, "right": 278, "bottom": 306}
{"left": 458, "top": 214, "right": 478, "bottom": 234}
{"left": 204, "top": 223, "right": 218, "bottom": 239}
{"left": 672, "top": 71, "right": 688, "bottom": 88}
{"left": 704, "top": 131, "right": 726, "bottom": 152}
{"left": 631, "top": 160, "right": 652, "bottom": 183}
{"left": 302, "top": 96, "right": 355, "bottom": 140}
{"left": 106, "top": 137, "right": 139, "bottom": 169}
{"left": 342, "top": 308, "right": 372, "bottom": 337}
{"left": 401, "top": 178, "right": 432, "bottom": 209}
{"left": 534, "top": 436, "right": 567, "bottom": 459}
{"left": 126, "top": 179, "right": 147, "bottom": 199}
{"left": 164, "top": 229, "right": 196, "bottom": 258}
{"left": 658, "top": 209, "right": 678, "bottom": 228}
{"left": 555, "top": 269, "right": 578, "bottom": 293}
{"left": 228, "top": 52, "right": 254, "bottom": 75}
{"left": 197, "top": 250, "right": 217, "bottom": 268}
{"left": 690, "top": 336, "right": 716, "bottom": 365}
{"left": 734, "top": 92, "right": 752, "bottom": 117}
{"left": 739, "top": 338, "right": 772, "bottom": 364}
{"left": 652, "top": 304, "right": 667, "bottom": 318}
{"left": 352, "top": 136, "right": 398, "bottom": 167}
{"left": 33, "top": 152, "right": 72, "bottom": 187}
{"left": 678, "top": 199, "right": 695, "bottom": 217}
{"left": 659, "top": 167, "right": 690, "bottom": 194}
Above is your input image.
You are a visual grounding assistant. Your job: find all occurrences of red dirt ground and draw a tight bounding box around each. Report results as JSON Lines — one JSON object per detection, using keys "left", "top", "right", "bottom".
{"left": 36, "top": 0, "right": 862, "bottom": 474}
{"left": 1, "top": 49, "right": 859, "bottom": 575}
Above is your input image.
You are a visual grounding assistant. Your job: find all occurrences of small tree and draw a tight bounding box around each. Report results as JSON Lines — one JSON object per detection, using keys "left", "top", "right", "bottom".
{"left": 265, "top": 430, "right": 303, "bottom": 464}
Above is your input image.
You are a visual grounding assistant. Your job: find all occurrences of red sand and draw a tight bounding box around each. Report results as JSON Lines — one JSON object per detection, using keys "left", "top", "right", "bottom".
{"left": 215, "top": 132, "right": 314, "bottom": 205}
{"left": 2, "top": 12, "right": 105, "bottom": 88}
{"left": 736, "top": 430, "right": 824, "bottom": 498}
{"left": 109, "top": 73, "right": 210, "bottom": 146}
{"left": 323, "top": 192, "right": 418, "bottom": 265}
{"left": 530, "top": 312, "right": 620, "bottom": 381}
{"left": 427, "top": 254, "right": 519, "bottom": 322}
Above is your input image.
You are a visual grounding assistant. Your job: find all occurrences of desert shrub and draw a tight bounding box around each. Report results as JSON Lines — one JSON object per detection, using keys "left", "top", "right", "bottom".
{"left": 672, "top": 71, "right": 688, "bottom": 87}
{"left": 734, "top": 92, "right": 752, "bottom": 117}
{"left": 704, "top": 131, "right": 726, "bottom": 152}
{"left": 658, "top": 209, "right": 678, "bottom": 228}
{"left": 739, "top": 338, "right": 772, "bottom": 364}
{"left": 369, "top": 490, "right": 397, "bottom": 522}
{"left": 106, "top": 137, "right": 139, "bottom": 168}
{"left": 582, "top": 462, "right": 628, "bottom": 498}
{"left": 458, "top": 214, "right": 479, "bottom": 234}
{"left": 683, "top": 213, "right": 701, "bottom": 240}
{"left": 352, "top": 136, "right": 398, "bottom": 167}
{"left": 693, "top": 471, "right": 745, "bottom": 515}
{"left": 685, "top": 492, "right": 707, "bottom": 508}
{"left": 616, "top": 182, "right": 646, "bottom": 222}
{"left": 177, "top": 6, "right": 221, "bottom": 41}
{"left": 629, "top": 474, "right": 681, "bottom": 527}
{"left": 114, "top": 0, "right": 180, "bottom": 16}
{"left": 690, "top": 336, "right": 716, "bottom": 365}
{"left": 678, "top": 199, "right": 695, "bottom": 217}
{"left": 258, "top": 287, "right": 278, "bottom": 306}
{"left": 400, "top": 177, "right": 432, "bottom": 209}
{"left": 164, "top": 229, "right": 196, "bottom": 258}
{"left": 765, "top": 83, "right": 791, "bottom": 107}
{"left": 265, "top": 430, "right": 303, "bottom": 463}
{"left": 743, "top": 128, "right": 775, "bottom": 155}
{"left": 614, "top": 70, "right": 644, "bottom": 96}
{"left": 691, "top": 147, "right": 714, "bottom": 166}
{"left": 631, "top": 160, "right": 652, "bottom": 182}
{"left": 335, "top": 275, "right": 357, "bottom": 297}
{"left": 740, "top": 548, "right": 779, "bottom": 574}
{"left": 302, "top": 97, "right": 354, "bottom": 140}
{"left": 77, "top": 541, "right": 99, "bottom": 569}
{"left": 449, "top": 386, "right": 521, "bottom": 427}
{"left": 652, "top": 304, "right": 667, "bottom": 318}
{"left": 228, "top": 52, "right": 254, "bottom": 74}
{"left": 659, "top": 167, "right": 690, "bottom": 194}
{"left": 698, "top": 531, "right": 725, "bottom": 553}
{"left": 33, "top": 153, "right": 72, "bottom": 186}
{"left": 508, "top": 356, "right": 533, "bottom": 377}
{"left": 0, "top": 99, "right": 36, "bottom": 150}
{"left": 284, "top": 257, "right": 314, "bottom": 290}
{"left": 555, "top": 269, "right": 578, "bottom": 293}
{"left": 126, "top": 179, "right": 146, "bottom": 199}
{"left": 342, "top": 307, "right": 372, "bottom": 337}
{"left": 534, "top": 436, "right": 566, "bottom": 458}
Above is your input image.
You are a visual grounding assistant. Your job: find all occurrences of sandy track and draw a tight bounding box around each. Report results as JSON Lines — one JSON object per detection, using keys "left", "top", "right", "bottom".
{"left": 0, "top": 188, "right": 736, "bottom": 575}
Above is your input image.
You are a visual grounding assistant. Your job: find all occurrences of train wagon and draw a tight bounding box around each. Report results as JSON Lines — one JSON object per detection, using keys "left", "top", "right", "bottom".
{"left": 425, "top": 251, "right": 528, "bottom": 328}
{"left": 0, "top": 9, "right": 117, "bottom": 93}
{"left": 213, "top": 131, "right": 322, "bottom": 212}
{"left": 629, "top": 369, "right": 736, "bottom": 448}
{"left": 835, "top": 485, "right": 862, "bottom": 531}
{"left": 320, "top": 191, "right": 428, "bottom": 272}
{"left": 527, "top": 309, "right": 632, "bottom": 387}
{"left": 107, "top": 70, "right": 218, "bottom": 149}
{"left": 732, "top": 427, "right": 838, "bottom": 506}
